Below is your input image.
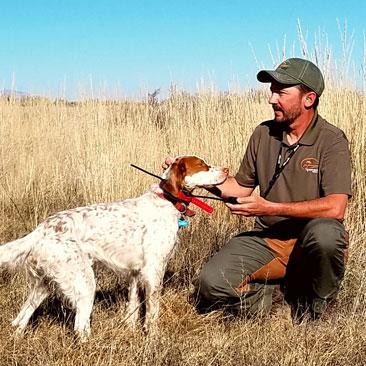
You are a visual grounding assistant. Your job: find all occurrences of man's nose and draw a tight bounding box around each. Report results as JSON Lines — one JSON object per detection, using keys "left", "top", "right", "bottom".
{"left": 268, "top": 93, "right": 278, "bottom": 104}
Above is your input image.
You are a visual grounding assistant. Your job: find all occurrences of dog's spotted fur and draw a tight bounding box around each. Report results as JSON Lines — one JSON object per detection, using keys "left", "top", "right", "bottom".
{"left": 0, "top": 156, "right": 228, "bottom": 339}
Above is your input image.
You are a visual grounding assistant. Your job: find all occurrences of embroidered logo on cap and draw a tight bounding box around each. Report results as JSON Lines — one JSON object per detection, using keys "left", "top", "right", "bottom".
{"left": 278, "top": 61, "right": 289, "bottom": 70}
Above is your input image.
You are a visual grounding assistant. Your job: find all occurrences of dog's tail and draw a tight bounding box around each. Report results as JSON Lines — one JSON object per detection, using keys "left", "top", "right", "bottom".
{"left": 0, "top": 232, "right": 37, "bottom": 270}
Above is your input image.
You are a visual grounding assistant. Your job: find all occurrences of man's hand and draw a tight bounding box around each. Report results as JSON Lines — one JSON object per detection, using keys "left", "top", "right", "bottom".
{"left": 162, "top": 156, "right": 174, "bottom": 171}
{"left": 226, "top": 196, "right": 274, "bottom": 216}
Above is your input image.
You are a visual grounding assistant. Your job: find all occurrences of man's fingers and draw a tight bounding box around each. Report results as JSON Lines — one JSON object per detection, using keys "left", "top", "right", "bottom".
{"left": 162, "top": 156, "right": 174, "bottom": 170}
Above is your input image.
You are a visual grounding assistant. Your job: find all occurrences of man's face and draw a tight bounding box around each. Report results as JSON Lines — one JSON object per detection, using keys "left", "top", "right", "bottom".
{"left": 268, "top": 82, "right": 304, "bottom": 125}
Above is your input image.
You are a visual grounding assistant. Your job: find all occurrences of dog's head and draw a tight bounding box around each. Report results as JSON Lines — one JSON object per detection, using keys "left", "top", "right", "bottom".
{"left": 161, "top": 156, "right": 228, "bottom": 197}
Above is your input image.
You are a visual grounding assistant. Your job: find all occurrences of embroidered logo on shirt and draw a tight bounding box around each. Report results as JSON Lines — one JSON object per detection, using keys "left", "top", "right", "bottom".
{"left": 301, "top": 158, "right": 319, "bottom": 173}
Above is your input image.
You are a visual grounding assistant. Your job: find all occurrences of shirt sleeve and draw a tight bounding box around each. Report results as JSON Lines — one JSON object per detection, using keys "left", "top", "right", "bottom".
{"left": 235, "top": 128, "right": 259, "bottom": 188}
{"left": 320, "top": 131, "right": 352, "bottom": 197}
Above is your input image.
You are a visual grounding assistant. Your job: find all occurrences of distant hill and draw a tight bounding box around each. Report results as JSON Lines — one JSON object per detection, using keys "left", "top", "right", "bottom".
{"left": 1, "top": 89, "right": 30, "bottom": 98}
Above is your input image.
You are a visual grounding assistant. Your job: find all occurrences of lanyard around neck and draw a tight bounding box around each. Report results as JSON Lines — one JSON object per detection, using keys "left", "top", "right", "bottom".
{"left": 263, "top": 143, "right": 300, "bottom": 198}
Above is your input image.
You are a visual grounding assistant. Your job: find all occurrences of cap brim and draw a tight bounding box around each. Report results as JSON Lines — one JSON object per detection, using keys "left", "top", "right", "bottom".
{"left": 257, "top": 70, "right": 300, "bottom": 85}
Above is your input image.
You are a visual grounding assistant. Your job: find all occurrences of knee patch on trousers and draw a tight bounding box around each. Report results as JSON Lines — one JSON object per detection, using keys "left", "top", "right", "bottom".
{"left": 235, "top": 238, "right": 296, "bottom": 295}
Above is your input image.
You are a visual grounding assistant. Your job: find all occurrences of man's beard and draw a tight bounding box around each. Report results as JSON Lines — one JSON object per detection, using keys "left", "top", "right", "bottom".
{"left": 273, "top": 104, "right": 302, "bottom": 125}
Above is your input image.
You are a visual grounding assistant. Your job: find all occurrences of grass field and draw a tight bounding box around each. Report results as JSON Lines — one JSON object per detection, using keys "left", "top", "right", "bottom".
{"left": 0, "top": 72, "right": 365, "bottom": 364}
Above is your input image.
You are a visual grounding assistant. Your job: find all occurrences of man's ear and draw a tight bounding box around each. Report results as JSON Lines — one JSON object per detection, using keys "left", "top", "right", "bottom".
{"left": 160, "top": 159, "right": 186, "bottom": 197}
{"left": 304, "top": 91, "right": 317, "bottom": 109}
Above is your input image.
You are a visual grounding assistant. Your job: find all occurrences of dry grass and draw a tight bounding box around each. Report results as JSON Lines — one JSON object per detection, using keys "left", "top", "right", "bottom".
{"left": 0, "top": 81, "right": 365, "bottom": 365}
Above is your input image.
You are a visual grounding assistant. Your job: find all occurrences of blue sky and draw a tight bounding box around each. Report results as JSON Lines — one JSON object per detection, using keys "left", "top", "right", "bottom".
{"left": 0, "top": 0, "right": 365, "bottom": 99}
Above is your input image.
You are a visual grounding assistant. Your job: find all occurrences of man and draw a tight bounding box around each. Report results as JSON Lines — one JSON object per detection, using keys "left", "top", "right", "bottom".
{"left": 196, "top": 58, "right": 352, "bottom": 321}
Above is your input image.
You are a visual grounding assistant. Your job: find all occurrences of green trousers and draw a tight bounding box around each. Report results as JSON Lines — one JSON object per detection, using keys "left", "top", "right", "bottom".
{"left": 197, "top": 218, "right": 348, "bottom": 317}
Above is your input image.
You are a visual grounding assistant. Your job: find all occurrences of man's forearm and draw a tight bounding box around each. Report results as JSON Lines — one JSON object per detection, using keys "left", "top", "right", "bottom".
{"left": 269, "top": 194, "right": 348, "bottom": 220}
{"left": 206, "top": 176, "right": 254, "bottom": 198}
{"left": 227, "top": 194, "right": 348, "bottom": 220}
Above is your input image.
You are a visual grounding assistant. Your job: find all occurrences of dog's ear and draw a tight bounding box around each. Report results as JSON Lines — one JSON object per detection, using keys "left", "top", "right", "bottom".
{"left": 160, "top": 158, "right": 186, "bottom": 197}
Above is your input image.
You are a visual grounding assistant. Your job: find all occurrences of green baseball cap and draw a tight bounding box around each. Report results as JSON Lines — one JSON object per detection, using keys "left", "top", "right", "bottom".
{"left": 257, "top": 58, "right": 325, "bottom": 96}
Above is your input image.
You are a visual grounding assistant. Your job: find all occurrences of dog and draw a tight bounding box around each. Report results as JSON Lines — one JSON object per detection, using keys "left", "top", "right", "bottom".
{"left": 0, "top": 156, "right": 228, "bottom": 339}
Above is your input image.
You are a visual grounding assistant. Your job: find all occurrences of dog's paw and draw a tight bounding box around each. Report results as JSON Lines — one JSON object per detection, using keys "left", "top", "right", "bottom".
{"left": 12, "top": 325, "right": 26, "bottom": 339}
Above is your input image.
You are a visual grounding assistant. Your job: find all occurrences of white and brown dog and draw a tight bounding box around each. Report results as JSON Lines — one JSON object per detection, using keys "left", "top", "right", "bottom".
{"left": 0, "top": 156, "right": 228, "bottom": 339}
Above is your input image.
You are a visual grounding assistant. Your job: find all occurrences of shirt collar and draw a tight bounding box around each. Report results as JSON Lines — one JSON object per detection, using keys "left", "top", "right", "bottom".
{"left": 280, "top": 111, "right": 323, "bottom": 146}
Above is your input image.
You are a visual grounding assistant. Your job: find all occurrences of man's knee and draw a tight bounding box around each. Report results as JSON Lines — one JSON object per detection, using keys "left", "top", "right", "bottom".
{"left": 198, "top": 263, "right": 217, "bottom": 302}
{"left": 197, "top": 261, "right": 232, "bottom": 304}
{"left": 300, "top": 218, "right": 347, "bottom": 256}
